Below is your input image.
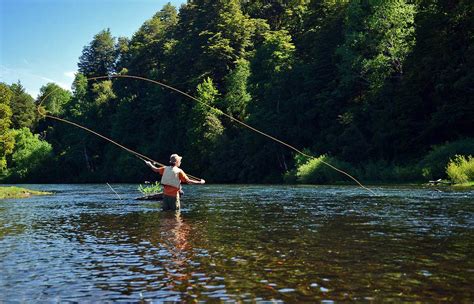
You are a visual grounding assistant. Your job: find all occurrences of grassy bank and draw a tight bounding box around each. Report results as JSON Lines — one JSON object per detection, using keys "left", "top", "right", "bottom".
{"left": 0, "top": 186, "right": 52, "bottom": 199}
{"left": 452, "top": 181, "right": 474, "bottom": 188}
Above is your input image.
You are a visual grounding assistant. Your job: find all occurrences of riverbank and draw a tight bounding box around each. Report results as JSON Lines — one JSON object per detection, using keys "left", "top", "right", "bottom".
{"left": 0, "top": 186, "right": 52, "bottom": 199}
{"left": 452, "top": 181, "right": 474, "bottom": 188}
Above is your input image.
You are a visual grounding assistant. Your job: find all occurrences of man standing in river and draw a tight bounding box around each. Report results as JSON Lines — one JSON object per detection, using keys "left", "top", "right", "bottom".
{"left": 145, "top": 154, "right": 205, "bottom": 211}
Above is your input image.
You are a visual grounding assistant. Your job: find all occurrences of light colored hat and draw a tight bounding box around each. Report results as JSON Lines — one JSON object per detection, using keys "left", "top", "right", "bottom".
{"left": 170, "top": 153, "right": 182, "bottom": 164}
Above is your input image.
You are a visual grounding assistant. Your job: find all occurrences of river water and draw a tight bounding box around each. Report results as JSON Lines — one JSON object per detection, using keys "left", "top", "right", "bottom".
{"left": 0, "top": 184, "right": 473, "bottom": 302}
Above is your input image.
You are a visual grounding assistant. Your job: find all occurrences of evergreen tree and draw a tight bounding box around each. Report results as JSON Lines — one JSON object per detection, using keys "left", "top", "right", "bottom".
{"left": 222, "top": 58, "right": 251, "bottom": 119}
{"left": 185, "top": 77, "right": 224, "bottom": 175}
{"left": 9, "top": 82, "right": 37, "bottom": 130}
{"left": 200, "top": 0, "right": 256, "bottom": 79}
{"left": 78, "top": 29, "right": 117, "bottom": 77}
{"left": 170, "top": 0, "right": 259, "bottom": 89}
{"left": 119, "top": 3, "right": 178, "bottom": 76}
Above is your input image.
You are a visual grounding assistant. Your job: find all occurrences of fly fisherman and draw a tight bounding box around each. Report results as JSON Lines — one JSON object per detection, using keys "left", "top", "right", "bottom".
{"left": 145, "top": 154, "right": 205, "bottom": 211}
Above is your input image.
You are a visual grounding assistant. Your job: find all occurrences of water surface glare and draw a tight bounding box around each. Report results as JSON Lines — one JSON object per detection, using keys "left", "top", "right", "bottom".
{"left": 0, "top": 184, "right": 473, "bottom": 301}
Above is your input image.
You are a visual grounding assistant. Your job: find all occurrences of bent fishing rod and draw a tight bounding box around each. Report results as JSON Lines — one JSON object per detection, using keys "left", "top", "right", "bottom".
{"left": 37, "top": 91, "right": 203, "bottom": 181}
{"left": 38, "top": 74, "right": 376, "bottom": 195}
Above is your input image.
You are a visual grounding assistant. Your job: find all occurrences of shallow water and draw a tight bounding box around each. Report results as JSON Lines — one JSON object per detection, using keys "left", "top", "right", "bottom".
{"left": 0, "top": 184, "right": 473, "bottom": 302}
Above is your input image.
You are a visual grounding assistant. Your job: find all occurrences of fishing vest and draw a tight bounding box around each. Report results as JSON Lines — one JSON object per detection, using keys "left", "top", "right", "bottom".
{"left": 161, "top": 166, "right": 182, "bottom": 188}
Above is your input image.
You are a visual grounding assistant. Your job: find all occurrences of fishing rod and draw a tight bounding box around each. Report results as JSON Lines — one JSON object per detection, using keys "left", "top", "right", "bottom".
{"left": 107, "top": 182, "right": 122, "bottom": 200}
{"left": 37, "top": 88, "right": 202, "bottom": 182}
{"left": 38, "top": 74, "right": 376, "bottom": 195}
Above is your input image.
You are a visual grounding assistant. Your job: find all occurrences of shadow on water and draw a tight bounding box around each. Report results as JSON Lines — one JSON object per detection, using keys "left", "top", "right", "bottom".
{"left": 0, "top": 184, "right": 473, "bottom": 301}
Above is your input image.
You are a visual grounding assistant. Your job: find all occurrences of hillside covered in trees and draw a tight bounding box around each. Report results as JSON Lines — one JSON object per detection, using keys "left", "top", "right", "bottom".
{"left": 1, "top": 0, "right": 473, "bottom": 184}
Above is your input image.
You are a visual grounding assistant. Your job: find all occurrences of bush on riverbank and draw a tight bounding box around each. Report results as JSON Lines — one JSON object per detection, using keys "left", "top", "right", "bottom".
{"left": 284, "top": 154, "right": 354, "bottom": 184}
{"left": 2, "top": 128, "right": 53, "bottom": 183}
{"left": 446, "top": 155, "right": 474, "bottom": 184}
{"left": 286, "top": 153, "right": 423, "bottom": 185}
{"left": 420, "top": 138, "right": 474, "bottom": 180}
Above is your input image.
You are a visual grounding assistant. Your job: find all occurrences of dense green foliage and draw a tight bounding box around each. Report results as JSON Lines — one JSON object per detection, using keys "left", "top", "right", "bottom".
{"left": 294, "top": 155, "right": 353, "bottom": 184}
{"left": 9, "top": 82, "right": 37, "bottom": 130}
{"left": 419, "top": 138, "right": 474, "bottom": 180}
{"left": 7, "top": 128, "right": 53, "bottom": 182}
{"left": 0, "top": 83, "right": 15, "bottom": 175}
{"left": 2, "top": 0, "right": 473, "bottom": 184}
{"left": 446, "top": 155, "right": 474, "bottom": 184}
{"left": 38, "top": 83, "right": 72, "bottom": 116}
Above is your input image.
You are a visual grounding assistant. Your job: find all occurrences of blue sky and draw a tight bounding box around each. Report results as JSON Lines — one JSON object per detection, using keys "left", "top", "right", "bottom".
{"left": 0, "top": 0, "right": 186, "bottom": 98}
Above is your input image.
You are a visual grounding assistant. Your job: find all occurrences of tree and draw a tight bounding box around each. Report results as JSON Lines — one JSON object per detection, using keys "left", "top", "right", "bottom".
{"left": 287, "top": 0, "right": 350, "bottom": 155}
{"left": 242, "top": 30, "right": 296, "bottom": 182}
{"left": 119, "top": 3, "right": 178, "bottom": 75}
{"left": 222, "top": 58, "right": 251, "bottom": 119}
{"left": 336, "top": 0, "right": 416, "bottom": 95}
{"left": 169, "top": 0, "right": 260, "bottom": 89}
{"left": 6, "top": 0, "right": 471, "bottom": 183}
{"left": 185, "top": 77, "right": 224, "bottom": 175}
{"left": 9, "top": 82, "right": 37, "bottom": 130}
{"left": 390, "top": 0, "right": 474, "bottom": 152}
{"left": 363, "top": 0, "right": 473, "bottom": 161}
{"left": 78, "top": 29, "right": 117, "bottom": 77}
{"left": 242, "top": 0, "right": 309, "bottom": 35}
{"left": 7, "top": 128, "right": 53, "bottom": 181}
{"left": 0, "top": 83, "right": 15, "bottom": 175}
{"left": 249, "top": 30, "right": 295, "bottom": 126}
{"left": 37, "top": 83, "right": 72, "bottom": 116}
{"left": 200, "top": 0, "right": 256, "bottom": 78}
{"left": 329, "top": 0, "right": 416, "bottom": 161}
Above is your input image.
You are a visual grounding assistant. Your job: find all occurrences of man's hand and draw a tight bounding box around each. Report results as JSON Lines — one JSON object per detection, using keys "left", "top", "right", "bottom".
{"left": 200, "top": 179, "right": 206, "bottom": 184}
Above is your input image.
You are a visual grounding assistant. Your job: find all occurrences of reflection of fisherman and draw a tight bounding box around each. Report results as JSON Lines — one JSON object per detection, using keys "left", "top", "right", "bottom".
{"left": 160, "top": 212, "right": 190, "bottom": 265}
{"left": 145, "top": 154, "right": 205, "bottom": 211}
{"left": 158, "top": 211, "right": 192, "bottom": 285}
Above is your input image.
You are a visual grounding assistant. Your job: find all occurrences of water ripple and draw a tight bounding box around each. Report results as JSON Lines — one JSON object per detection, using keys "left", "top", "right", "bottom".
{"left": 0, "top": 184, "right": 473, "bottom": 301}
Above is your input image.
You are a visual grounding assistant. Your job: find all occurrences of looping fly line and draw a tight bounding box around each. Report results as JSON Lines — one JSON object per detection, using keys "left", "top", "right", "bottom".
{"left": 38, "top": 74, "right": 376, "bottom": 195}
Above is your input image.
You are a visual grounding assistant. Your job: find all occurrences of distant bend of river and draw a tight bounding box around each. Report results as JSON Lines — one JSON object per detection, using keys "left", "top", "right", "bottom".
{"left": 0, "top": 184, "right": 473, "bottom": 302}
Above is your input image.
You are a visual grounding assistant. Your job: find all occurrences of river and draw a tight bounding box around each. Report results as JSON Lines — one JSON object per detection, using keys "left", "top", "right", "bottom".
{"left": 0, "top": 184, "right": 473, "bottom": 301}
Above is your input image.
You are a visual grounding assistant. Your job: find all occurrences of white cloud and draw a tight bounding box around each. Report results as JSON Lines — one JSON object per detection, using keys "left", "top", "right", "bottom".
{"left": 0, "top": 65, "right": 72, "bottom": 97}
{"left": 64, "top": 71, "right": 76, "bottom": 78}
{"left": 40, "top": 76, "right": 71, "bottom": 90}
{"left": 41, "top": 76, "right": 56, "bottom": 83}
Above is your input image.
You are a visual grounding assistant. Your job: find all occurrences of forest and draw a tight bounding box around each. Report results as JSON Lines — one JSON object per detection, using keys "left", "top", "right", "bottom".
{"left": 1, "top": 0, "right": 473, "bottom": 184}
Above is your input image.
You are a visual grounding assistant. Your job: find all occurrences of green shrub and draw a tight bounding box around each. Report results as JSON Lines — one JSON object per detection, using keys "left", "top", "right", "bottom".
{"left": 446, "top": 155, "right": 474, "bottom": 184}
{"left": 289, "top": 155, "right": 422, "bottom": 184}
{"left": 7, "top": 128, "right": 53, "bottom": 181}
{"left": 296, "top": 154, "right": 355, "bottom": 184}
{"left": 420, "top": 138, "right": 474, "bottom": 179}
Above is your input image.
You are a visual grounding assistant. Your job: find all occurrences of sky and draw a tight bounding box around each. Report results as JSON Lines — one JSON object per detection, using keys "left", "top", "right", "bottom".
{"left": 0, "top": 0, "right": 186, "bottom": 98}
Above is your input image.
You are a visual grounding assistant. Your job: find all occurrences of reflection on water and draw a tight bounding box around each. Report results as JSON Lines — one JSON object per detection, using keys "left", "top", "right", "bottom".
{"left": 0, "top": 184, "right": 473, "bottom": 301}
